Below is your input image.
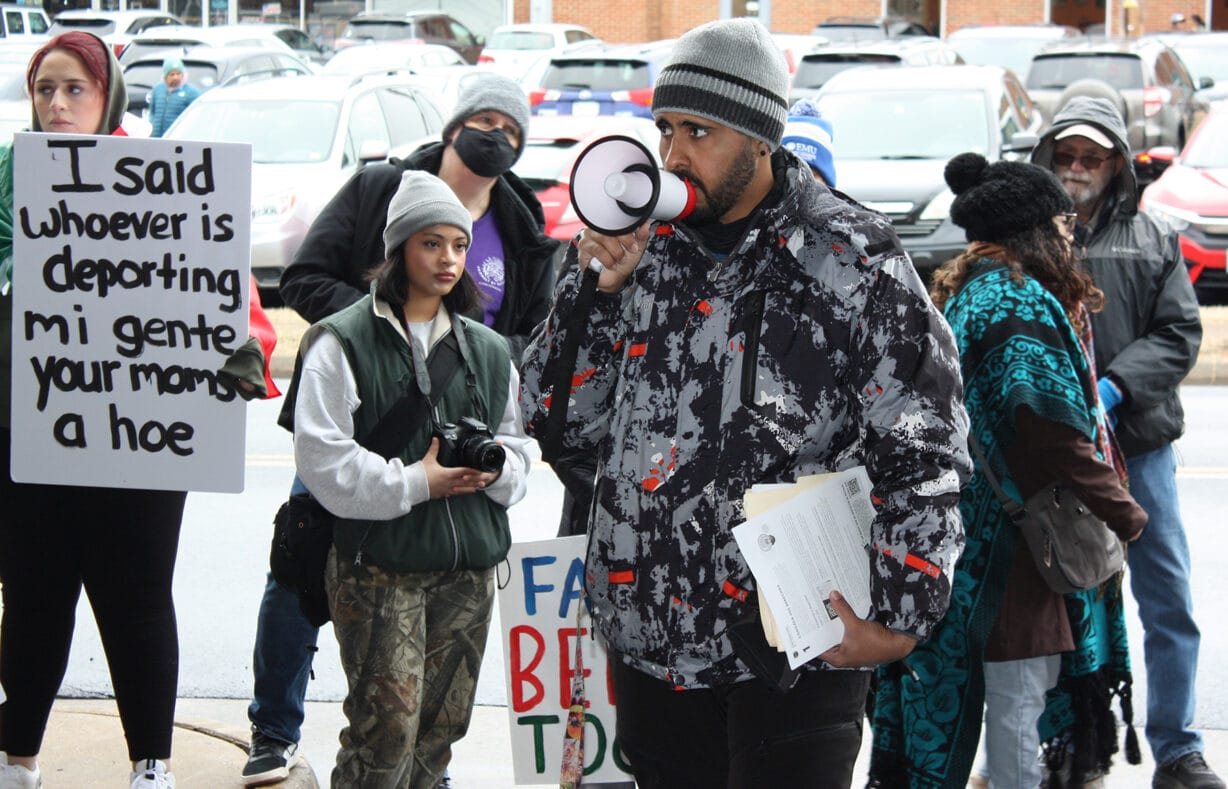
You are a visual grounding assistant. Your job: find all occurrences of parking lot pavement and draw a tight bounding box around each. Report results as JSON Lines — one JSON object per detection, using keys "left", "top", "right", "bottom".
{"left": 39, "top": 696, "right": 1228, "bottom": 788}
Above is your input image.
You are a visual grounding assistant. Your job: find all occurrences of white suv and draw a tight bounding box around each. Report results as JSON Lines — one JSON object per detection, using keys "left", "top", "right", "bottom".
{"left": 0, "top": 3, "right": 51, "bottom": 42}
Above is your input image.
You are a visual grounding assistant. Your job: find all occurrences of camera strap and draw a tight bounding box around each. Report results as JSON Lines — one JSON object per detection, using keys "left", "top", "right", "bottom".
{"left": 364, "top": 333, "right": 462, "bottom": 461}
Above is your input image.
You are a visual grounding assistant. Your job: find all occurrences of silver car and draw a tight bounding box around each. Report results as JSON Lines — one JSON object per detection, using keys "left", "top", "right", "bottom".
{"left": 165, "top": 73, "right": 444, "bottom": 295}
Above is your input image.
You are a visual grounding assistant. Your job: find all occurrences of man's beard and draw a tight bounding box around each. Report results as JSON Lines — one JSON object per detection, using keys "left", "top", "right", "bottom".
{"left": 672, "top": 140, "right": 758, "bottom": 225}
{"left": 1060, "top": 170, "right": 1108, "bottom": 210}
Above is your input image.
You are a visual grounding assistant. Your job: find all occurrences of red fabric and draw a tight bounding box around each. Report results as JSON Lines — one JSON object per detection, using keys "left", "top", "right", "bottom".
{"left": 248, "top": 276, "right": 280, "bottom": 398}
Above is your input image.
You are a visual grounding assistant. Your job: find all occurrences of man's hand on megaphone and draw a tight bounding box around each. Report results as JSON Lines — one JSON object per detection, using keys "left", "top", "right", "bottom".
{"left": 578, "top": 222, "right": 651, "bottom": 294}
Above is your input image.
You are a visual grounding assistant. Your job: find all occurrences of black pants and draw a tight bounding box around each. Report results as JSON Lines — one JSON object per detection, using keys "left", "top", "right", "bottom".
{"left": 0, "top": 429, "right": 185, "bottom": 760}
{"left": 610, "top": 658, "right": 869, "bottom": 789}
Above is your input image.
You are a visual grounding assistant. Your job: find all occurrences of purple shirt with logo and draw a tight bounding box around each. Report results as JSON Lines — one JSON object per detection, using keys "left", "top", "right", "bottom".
{"left": 467, "top": 210, "right": 505, "bottom": 327}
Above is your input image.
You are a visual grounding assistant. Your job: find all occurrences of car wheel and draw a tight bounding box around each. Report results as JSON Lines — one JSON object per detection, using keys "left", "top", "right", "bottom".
{"left": 1055, "top": 78, "right": 1128, "bottom": 122}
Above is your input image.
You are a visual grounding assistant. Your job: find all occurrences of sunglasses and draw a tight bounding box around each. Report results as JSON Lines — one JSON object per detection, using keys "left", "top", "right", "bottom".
{"left": 1056, "top": 212, "right": 1078, "bottom": 232}
{"left": 1052, "top": 151, "right": 1115, "bottom": 170}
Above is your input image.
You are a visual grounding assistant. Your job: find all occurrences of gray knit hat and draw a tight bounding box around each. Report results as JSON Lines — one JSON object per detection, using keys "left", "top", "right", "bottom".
{"left": 383, "top": 172, "right": 472, "bottom": 259}
{"left": 652, "top": 18, "right": 790, "bottom": 149}
{"left": 442, "top": 72, "right": 531, "bottom": 160}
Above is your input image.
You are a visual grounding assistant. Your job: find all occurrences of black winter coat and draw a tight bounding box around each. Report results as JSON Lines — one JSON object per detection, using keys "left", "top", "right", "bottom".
{"left": 279, "top": 142, "right": 560, "bottom": 365}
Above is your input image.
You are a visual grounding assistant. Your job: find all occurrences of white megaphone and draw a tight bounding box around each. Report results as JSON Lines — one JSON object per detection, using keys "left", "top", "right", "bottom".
{"left": 569, "top": 135, "right": 696, "bottom": 236}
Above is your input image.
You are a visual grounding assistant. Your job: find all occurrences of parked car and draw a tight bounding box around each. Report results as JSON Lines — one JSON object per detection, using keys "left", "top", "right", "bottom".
{"left": 0, "top": 60, "right": 28, "bottom": 141}
{"left": 334, "top": 11, "right": 483, "bottom": 64}
{"left": 946, "top": 24, "right": 1083, "bottom": 81}
{"left": 813, "top": 64, "right": 1044, "bottom": 277}
{"left": 122, "top": 45, "right": 313, "bottom": 116}
{"left": 1026, "top": 37, "right": 1210, "bottom": 151}
{"left": 1164, "top": 32, "right": 1228, "bottom": 105}
{"left": 479, "top": 23, "right": 599, "bottom": 79}
{"left": 210, "top": 23, "right": 331, "bottom": 66}
{"left": 0, "top": 3, "right": 50, "bottom": 42}
{"left": 812, "top": 16, "right": 931, "bottom": 42}
{"left": 321, "top": 41, "right": 465, "bottom": 75}
{"left": 530, "top": 40, "right": 674, "bottom": 120}
{"left": 118, "top": 24, "right": 300, "bottom": 66}
{"left": 511, "top": 114, "right": 662, "bottom": 246}
{"left": 1140, "top": 104, "right": 1228, "bottom": 303}
{"left": 790, "top": 37, "right": 963, "bottom": 101}
{"left": 50, "top": 10, "right": 181, "bottom": 57}
{"left": 770, "top": 32, "right": 830, "bottom": 74}
{"left": 164, "top": 73, "right": 444, "bottom": 292}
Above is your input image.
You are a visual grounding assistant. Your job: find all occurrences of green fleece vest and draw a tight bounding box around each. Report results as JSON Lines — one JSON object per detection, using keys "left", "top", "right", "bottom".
{"left": 302, "top": 297, "right": 512, "bottom": 573}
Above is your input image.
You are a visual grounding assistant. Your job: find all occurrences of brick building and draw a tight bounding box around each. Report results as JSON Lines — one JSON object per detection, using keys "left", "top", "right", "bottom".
{"left": 515, "top": 0, "right": 1225, "bottom": 42}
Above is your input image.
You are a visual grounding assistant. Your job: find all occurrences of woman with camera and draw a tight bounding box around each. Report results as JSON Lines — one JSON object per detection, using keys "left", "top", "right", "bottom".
{"left": 282, "top": 171, "right": 531, "bottom": 788}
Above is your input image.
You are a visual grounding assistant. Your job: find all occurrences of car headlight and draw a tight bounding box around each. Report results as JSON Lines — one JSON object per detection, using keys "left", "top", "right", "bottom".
{"left": 1142, "top": 201, "right": 1194, "bottom": 234}
{"left": 252, "top": 190, "right": 298, "bottom": 223}
{"left": 919, "top": 188, "right": 955, "bottom": 222}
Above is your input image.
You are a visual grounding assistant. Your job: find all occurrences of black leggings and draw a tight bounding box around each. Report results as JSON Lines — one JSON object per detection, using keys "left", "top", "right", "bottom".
{"left": 0, "top": 429, "right": 185, "bottom": 760}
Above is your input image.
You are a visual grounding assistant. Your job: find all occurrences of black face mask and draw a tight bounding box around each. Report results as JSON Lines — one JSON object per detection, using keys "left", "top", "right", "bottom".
{"left": 452, "top": 125, "right": 517, "bottom": 178}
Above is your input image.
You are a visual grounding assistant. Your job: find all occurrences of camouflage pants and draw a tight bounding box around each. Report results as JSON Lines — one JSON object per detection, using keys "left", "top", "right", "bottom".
{"left": 325, "top": 546, "right": 495, "bottom": 789}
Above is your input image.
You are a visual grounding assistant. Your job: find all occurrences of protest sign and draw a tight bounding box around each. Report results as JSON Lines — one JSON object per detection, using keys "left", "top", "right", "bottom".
{"left": 9, "top": 133, "right": 251, "bottom": 492}
{"left": 499, "top": 535, "right": 632, "bottom": 784}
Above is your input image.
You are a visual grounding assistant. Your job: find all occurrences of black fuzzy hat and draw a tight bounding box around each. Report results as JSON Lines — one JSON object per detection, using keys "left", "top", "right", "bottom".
{"left": 946, "top": 152, "right": 1073, "bottom": 243}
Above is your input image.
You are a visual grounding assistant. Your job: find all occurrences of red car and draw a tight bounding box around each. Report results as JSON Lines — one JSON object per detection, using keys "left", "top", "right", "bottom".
{"left": 1141, "top": 103, "right": 1228, "bottom": 304}
{"left": 511, "top": 114, "right": 663, "bottom": 245}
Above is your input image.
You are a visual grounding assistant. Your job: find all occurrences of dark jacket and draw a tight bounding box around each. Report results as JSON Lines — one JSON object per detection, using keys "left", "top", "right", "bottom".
{"left": 1031, "top": 97, "right": 1202, "bottom": 458}
{"left": 278, "top": 142, "right": 560, "bottom": 364}
{"left": 521, "top": 151, "right": 971, "bottom": 688}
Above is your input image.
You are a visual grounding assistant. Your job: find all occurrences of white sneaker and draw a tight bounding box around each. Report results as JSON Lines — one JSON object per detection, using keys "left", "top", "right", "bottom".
{"left": 129, "top": 759, "right": 175, "bottom": 789}
{"left": 0, "top": 762, "right": 41, "bottom": 789}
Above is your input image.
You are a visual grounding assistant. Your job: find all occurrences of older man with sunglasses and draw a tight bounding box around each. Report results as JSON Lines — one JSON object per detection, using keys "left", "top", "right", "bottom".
{"left": 1032, "top": 97, "right": 1215, "bottom": 789}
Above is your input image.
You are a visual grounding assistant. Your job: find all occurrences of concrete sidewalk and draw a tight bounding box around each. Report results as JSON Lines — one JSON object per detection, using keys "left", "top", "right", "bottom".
{"left": 37, "top": 696, "right": 1228, "bottom": 788}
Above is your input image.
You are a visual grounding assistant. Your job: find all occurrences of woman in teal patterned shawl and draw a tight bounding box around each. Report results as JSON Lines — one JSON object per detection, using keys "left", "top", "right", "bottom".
{"left": 868, "top": 153, "right": 1147, "bottom": 788}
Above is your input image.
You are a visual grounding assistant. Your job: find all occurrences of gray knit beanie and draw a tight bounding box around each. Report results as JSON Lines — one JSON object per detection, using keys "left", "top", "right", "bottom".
{"left": 652, "top": 18, "right": 790, "bottom": 149}
{"left": 383, "top": 172, "right": 472, "bottom": 259}
{"left": 442, "top": 72, "right": 531, "bottom": 160}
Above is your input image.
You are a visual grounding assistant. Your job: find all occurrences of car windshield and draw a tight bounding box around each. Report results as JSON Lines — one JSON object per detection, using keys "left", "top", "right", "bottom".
{"left": 1026, "top": 54, "right": 1144, "bottom": 90}
{"left": 49, "top": 18, "right": 115, "bottom": 34}
{"left": 124, "top": 62, "right": 220, "bottom": 91}
{"left": 949, "top": 36, "right": 1049, "bottom": 80}
{"left": 816, "top": 89, "right": 990, "bottom": 158}
{"left": 343, "top": 21, "right": 412, "bottom": 41}
{"left": 816, "top": 26, "right": 886, "bottom": 42}
{"left": 542, "top": 59, "right": 651, "bottom": 91}
{"left": 1173, "top": 44, "right": 1228, "bottom": 82}
{"left": 488, "top": 31, "right": 554, "bottom": 50}
{"left": 794, "top": 55, "right": 900, "bottom": 89}
{"left": 1182, "top": 111, "right": 1228, "bottom": 168}
{"left": 170, "top": 99, "right": 339, "bottom": 163}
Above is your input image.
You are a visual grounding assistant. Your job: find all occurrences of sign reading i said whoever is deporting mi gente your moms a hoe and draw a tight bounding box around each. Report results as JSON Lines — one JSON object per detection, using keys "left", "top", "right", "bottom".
{"left": 9, "top": 133, "right": 252, "bottom": 493}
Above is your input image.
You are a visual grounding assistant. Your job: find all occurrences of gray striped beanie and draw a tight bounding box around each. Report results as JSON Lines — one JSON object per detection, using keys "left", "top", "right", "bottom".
{"left": 652, "top": 19, "right": 790, "bottom": 149}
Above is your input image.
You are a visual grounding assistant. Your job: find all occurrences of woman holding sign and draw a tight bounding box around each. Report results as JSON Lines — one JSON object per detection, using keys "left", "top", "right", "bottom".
{"left": 0, "top": 32, "right": 274, "bottom": 789}
{"left": 280, "top": 171, "right": 530, "bottom": 787}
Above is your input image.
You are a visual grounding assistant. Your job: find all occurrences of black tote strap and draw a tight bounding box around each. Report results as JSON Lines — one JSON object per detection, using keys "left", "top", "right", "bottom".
{"left": 364, "top": 334, "right": 462, "bottom": 460}
{"left": 966, "top": 432, "right": 1026, "bottom": 522}
{"left": 540, "top": 266, "right": 601, "bottom": 464}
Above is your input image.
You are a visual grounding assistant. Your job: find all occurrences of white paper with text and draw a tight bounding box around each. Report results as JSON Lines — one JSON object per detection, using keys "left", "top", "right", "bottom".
{"left": 732, "top": 467, "right": 876, "bottom": 669}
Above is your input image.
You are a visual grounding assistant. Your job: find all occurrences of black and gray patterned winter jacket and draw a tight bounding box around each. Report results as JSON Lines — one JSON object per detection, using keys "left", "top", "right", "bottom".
{"left": 521, "top": 153, "right": 971, "bottom": 688}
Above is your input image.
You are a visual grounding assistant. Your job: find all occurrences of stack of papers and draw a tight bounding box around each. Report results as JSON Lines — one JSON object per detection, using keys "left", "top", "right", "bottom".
{"left": 731, "top": 467, "right": 876, "bottom": 669}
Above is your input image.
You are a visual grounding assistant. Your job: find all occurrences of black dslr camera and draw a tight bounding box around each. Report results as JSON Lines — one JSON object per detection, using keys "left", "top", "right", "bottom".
{"left": 435, "top": 417, "right": 506, "bottom": 473}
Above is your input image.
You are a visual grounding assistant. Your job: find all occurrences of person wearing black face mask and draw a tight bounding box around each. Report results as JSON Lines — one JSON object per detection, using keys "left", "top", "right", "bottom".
{"left": 241, "top": 73, "right": 558, "bottom": 787}
{"left": 278, "top": 73, "right": 557, "bottom": 361}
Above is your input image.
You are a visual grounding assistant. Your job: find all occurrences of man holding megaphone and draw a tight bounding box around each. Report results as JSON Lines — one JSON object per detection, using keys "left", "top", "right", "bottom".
{"left": 520, "top": 18, "right": 971, "bottom": 789}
